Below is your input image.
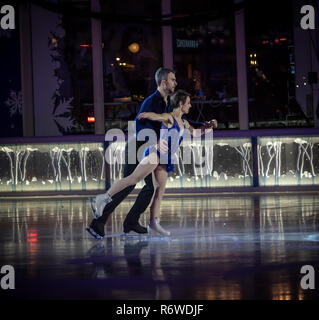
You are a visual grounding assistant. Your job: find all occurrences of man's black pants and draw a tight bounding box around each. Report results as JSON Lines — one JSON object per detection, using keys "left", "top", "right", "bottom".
{"left": 96, "top": 140, "right": 155, "bottom": 226}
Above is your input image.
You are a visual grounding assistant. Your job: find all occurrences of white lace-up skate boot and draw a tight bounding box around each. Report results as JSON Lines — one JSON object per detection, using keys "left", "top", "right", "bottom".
{"left": 148, "top": 217, "right": 171, "bottom": 236}
{"left": 94, "top": 192, "right": 112, "bottom": 218}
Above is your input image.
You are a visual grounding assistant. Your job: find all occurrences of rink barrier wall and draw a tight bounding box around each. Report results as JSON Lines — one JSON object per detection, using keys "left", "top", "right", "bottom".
{"left": 0, "top": 128, "right": 319, "bottom": 195}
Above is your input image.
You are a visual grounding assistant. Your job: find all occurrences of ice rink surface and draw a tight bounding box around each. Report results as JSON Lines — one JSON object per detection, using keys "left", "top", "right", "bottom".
{"left": 0, "top": 193, "right": 318, "bottom": 300}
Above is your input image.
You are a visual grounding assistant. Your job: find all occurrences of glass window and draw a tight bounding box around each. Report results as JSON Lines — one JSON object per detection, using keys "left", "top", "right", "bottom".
{"left": 172, "top": 0, "right": 238, "bottom": 129}
{"left": 245, "top": 0, "right": 308, "bottom": 128}
{"left": 101, "top": 0, "right": 162, "bottom": 132}
{"left": 56, "top": 8, "right": 94, "bottom": 134}
{"left": 0, "top": 0, "right": 22, "bottom": 137}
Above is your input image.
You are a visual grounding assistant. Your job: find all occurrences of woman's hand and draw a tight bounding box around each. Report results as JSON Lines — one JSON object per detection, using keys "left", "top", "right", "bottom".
{"left": 204, "top": 119, "right": 218, "bottom": 129}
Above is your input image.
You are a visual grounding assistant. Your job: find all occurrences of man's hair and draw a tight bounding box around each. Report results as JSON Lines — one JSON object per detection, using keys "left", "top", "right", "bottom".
{"left": 155, "top": 67, "right": 175, "bottom": 87}
{"left": 170, "top": 89, "right": 191, "bottom": 110}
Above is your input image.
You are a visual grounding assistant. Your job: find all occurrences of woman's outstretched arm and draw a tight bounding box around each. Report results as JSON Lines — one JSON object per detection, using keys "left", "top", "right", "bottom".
{"left": 184, "top": 119, "right": 217, "bottom": 137}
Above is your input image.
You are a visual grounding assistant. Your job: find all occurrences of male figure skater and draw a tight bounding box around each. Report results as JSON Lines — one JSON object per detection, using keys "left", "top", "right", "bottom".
{"left": 87, "top": 67, "right": 177, "bottom": 239}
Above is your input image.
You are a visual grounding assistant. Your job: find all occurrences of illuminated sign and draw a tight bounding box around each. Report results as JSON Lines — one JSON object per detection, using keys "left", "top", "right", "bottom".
{"left": 176, "top": 39, "right": 199, "bottom": 48}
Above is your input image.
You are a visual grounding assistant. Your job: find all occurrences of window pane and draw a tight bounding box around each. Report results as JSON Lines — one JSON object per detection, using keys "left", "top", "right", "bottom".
{"left": 172, "top": 0, "right": 238, "bottom": 129}
{"left": 101, "top": 0, "right": 162, "bottom": 132}
{"left": 27, "top": 1, "right": 94, "bottom": 135}
{"left": 0, "top": 0, "right": 22, "bottom": 137}
{"left": 245, "top": 0, "right": 310, "bottom": 128}
{"left": 57, "top": 7, "right": 94, "bottom": 134}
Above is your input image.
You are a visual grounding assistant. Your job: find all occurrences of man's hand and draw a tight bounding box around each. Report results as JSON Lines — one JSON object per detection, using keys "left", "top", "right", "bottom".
{"left": 137, "top": 112, "right": 149, "bottom": 120}
{"left": 162, "top": 113, "right": 173, "bottom": 124}
{"left": 156, "top": 139, "right": 168, "bottom": 153}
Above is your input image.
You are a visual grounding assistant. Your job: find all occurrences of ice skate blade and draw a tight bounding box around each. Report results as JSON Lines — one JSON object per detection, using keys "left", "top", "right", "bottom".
{"left": 149, "top": 234, "right": 171, "bottom": 241}
{"left": 120, "top": 232, "right": 170, "bottom": 242}
{"left": 86, "top": 227, "right": 103, "bottom": 240}
{"left": 88, "top": 197, "right": 98, "bottom": 219}
{"left": 147, "top": 226, "right": 171, "bottom": 237}
{"left": 120, "top": 233, "right": 149, "bottom": 241}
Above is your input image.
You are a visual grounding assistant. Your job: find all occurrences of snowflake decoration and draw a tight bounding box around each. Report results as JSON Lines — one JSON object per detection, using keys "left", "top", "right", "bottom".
{"left": 54, "top": 97, "right": 73, "bottom": 116}
{"left": 54, "top": 97, "right": 75, "bottom": 132}
{"left": 5, "top": 90, "right": 22, "bottom": 116}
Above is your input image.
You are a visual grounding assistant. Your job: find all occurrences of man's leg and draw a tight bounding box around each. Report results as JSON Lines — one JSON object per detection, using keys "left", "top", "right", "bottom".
{"left": 123, "top": 169, "right": 155, "bottom": 232}
{"left": 88, "top": 162, "right": 137, "bottom": 238}
{"left": 87, "top": 139, "right": 152, "bottom": 238}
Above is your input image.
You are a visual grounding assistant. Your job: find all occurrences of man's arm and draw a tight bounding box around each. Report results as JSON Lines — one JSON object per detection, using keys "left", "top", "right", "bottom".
{"left": 135, "top": 94, "right": 170, "bottom": 153}
{"left": 138, "top": 112, "right": 173, "bottom": 153}
{"left": 137, "top": 112, "right": 173, "bottom": 127}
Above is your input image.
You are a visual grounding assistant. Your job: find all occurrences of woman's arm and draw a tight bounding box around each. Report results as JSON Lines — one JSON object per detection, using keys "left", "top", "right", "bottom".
{"left": 184, "top": 119, "right": 216, "bottom": 137}
{"left": 184, "top": 120, "right": 205, "bottom": 137}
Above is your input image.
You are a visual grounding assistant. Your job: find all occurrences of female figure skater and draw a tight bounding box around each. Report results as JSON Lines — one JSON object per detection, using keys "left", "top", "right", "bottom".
{"left": 92, "top": 90, "right": 215, "bottom": 236}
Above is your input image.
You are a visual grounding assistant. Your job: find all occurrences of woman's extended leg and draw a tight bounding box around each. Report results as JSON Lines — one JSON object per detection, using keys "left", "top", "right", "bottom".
{"left": 148, "top": 165, "right": 170, "bottom": 236}
{"left": 93, "top": 152, "right": 159, "bottom": 219}
{"left": 108, "top": 152, "right": 159, "bottom": 197}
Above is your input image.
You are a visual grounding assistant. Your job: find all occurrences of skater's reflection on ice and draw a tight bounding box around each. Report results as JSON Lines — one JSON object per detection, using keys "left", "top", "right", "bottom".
{"left": 124, "top": 240, "right": 149, "bottom": 276}
{"left": 86, "top": 239, "right": 172, "bottom": 299}
{"left": 124, "top": 239, "right": 172, "bottom": 300}
{"left": 87, "top": 240, "right": 116, "bottom": 279}
{"left": 149, "top": 241, "right": 172, "bottom": 300}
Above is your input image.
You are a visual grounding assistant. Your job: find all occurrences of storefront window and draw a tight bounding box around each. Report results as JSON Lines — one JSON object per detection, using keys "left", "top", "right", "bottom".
{"left": 101, "top": 0, "right": 162, "bottom": 132}
{"left": 172, "top": 0, "right": 238, "bottom": 129}
{"left": 245, "top": 0, "right": 307, "bottom": 128}
{"left": 57, "top": 11, "right": 94, "bottom": 134}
